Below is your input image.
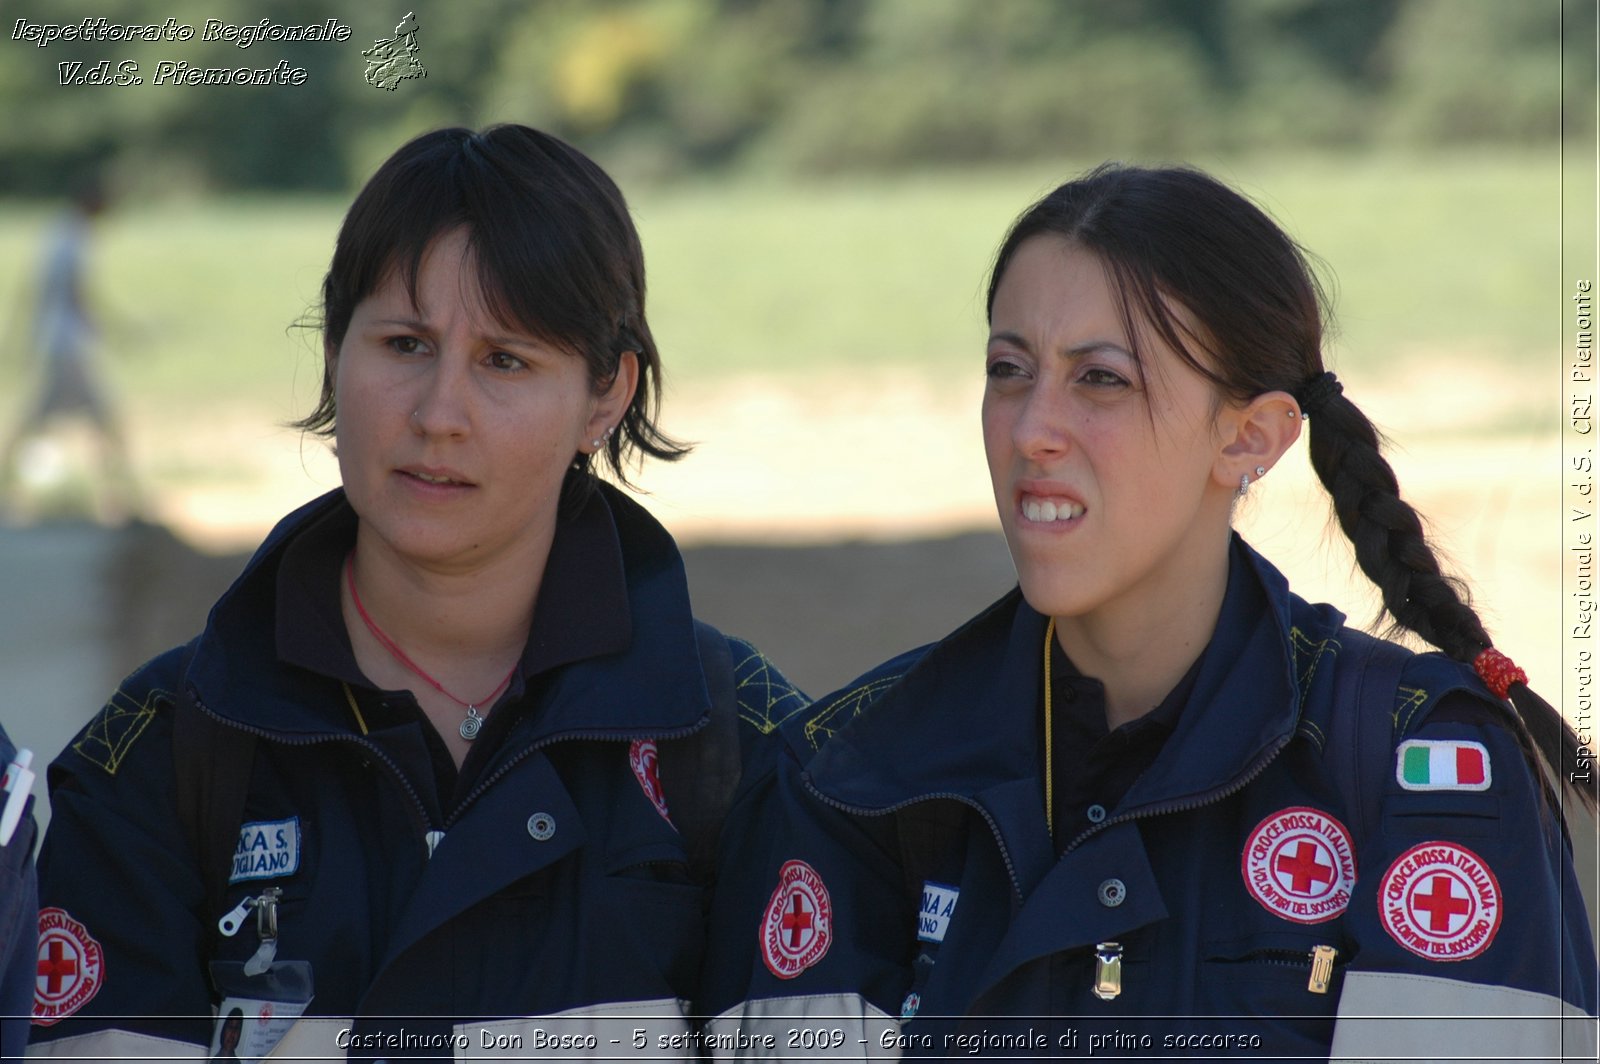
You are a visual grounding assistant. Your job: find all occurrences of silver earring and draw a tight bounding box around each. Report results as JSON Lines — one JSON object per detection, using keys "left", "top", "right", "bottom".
{"left": 1255, "top": 465, "right": 1266, "bottom": 478}
{"left": 590, "top": 426, "right": 613, "bottom": 450}
{"left": 1238, "top": 473, "right": 1251, "bottom": 497}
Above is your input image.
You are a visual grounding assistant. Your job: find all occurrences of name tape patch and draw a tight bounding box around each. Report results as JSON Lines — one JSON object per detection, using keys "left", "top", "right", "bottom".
{"left": 1396, "top": 739, "right": 1491, "bottom": 792}
{"left": 230, "top": 816, "right": 302, "bottom": 884}
{"left": 917, "top": 881, "right": 960, "bottom": 943}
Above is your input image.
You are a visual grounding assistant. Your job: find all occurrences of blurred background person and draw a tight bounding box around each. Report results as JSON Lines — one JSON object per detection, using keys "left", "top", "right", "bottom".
{"left": 0, "top": 176, "right": 140, "bottom": 524}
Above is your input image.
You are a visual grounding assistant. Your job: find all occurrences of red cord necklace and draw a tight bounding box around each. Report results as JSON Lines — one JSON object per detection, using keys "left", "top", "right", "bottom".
{"left": 344, "top": 552, "right": 517, "bottom": 740}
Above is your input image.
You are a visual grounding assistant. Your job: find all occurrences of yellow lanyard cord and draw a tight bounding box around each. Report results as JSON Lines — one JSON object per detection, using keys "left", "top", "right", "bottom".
{"left": 1043, "top": 616, "right": 1057, "bottom": 838}
{"left": 342, "top": 681, "right": 371, "bottom": 736}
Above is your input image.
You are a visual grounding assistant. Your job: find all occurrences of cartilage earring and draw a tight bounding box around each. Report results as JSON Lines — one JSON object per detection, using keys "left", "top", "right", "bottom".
{"left": 1238, "top": 473, "right": 1251, "bottom": 497}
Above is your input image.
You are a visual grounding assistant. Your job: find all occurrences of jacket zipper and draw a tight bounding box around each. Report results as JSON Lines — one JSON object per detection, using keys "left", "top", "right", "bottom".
{"left": 1059, "top": 732, "right": 1295, "bottom": 855}
{"left": 801, "top": 780, "right": 1027, "bottom": 903}
{"left": 443, "top": 716, "right": 711, "bottom": 830}
{"left": 190, "top": 687, "right": 435, "bottom": 841}
{"left": 803, "top": 730, "right": 1296, "bottom": 904}
{"left": 192, "top": 685, "right": 712, "bottom": 838}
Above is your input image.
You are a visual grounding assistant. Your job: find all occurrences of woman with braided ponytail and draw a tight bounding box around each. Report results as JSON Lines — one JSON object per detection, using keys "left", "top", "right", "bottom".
{"left": 701, "top": 164, "right": 1597, "bottom": 1059}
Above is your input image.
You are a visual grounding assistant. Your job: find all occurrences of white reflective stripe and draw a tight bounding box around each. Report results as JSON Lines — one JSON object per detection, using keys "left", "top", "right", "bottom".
{"left": 706, "top": 994, "right": 900, "bottom": 1061}
{"left": 263, "top": 1016, "right": 355, "bottom": 1061}
{"left": 453, "top": 998, "right": 692, "bottom": 1060}
{"left": 1331, "top": 971, "right": 1599, "bottom": 1063}
{"left": 26, "top": 1027, "right": 206, "bottom": 1060}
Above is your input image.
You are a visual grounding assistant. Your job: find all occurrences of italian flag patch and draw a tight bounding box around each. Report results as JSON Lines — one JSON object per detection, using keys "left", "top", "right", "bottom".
{"left": 1395, "top": 740, "right": 1491, "bottom": 792}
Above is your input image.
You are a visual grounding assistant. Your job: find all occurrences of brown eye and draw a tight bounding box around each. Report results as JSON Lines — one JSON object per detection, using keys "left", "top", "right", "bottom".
{"left": 487, "top": 351, "right": 528, "bottom": 372}
{"left": 1080, "top": 368, "right": 1129, "bottom": 388}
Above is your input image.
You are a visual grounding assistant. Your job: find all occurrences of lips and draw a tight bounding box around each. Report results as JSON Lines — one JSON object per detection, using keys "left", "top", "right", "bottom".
{"left": 1015, "top": 480, "right": 1085, "bottom": 526}
{"left": 1021, "top": 495, "right": 1085, "bottom": 523}
{"left": 398, "top": 465, "right": 475, "bottom": 488}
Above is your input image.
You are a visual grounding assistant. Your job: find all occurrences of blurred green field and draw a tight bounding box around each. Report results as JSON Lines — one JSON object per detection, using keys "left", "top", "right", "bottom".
{"left": 0, "top": 148, "right": 1567, "bottom": 417}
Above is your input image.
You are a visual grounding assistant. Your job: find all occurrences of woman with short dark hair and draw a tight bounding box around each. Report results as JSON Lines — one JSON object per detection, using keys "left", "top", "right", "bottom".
{"left": 31, "top": 125, "right": 805, "bottom": 1060}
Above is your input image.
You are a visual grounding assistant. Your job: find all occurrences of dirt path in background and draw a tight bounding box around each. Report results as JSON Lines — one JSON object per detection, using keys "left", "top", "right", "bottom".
{"left": 128, "top": 357, "right": 1565, "bottom": 689}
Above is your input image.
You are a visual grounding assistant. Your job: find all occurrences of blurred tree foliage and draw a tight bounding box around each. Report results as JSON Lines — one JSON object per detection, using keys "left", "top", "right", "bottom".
{"left": 0, "top": 0, "right": 1580, "bottom": 196}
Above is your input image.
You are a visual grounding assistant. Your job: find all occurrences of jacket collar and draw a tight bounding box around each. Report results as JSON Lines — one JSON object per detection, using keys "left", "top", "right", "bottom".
{"left": 805, "top": 535, "right": 1310, "bottom": 873}
{"left": 183, "top": 482, "right": 712, "bottom": 744}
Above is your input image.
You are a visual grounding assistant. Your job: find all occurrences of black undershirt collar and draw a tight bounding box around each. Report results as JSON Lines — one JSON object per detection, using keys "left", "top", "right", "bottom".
{"left": 271, "top": 490, "right": 631, "bottom": 817}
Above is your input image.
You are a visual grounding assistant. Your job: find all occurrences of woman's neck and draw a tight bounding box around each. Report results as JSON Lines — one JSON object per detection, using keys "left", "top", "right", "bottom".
{"left": 1053, "top": 534, "right": 1232, "bottom": 732}
{"left": 339, "top": 524, "right": 550, "bottom": 764}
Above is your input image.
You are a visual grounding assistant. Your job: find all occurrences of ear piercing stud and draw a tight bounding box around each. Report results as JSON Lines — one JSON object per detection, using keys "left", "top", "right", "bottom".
{"left": 1239, "top": 467, "right": 1267, "bottom": 497}
{"left": 590, "top": 425, "right": 614, "bottom": 450}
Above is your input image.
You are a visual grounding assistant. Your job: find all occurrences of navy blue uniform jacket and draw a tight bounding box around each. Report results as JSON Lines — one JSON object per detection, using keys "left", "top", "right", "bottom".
{"left": 701, "top": 538, "right": 1598, "bottom": 1061}
{"left": 29, "top": 485, "right": 807, "bottom": 1061}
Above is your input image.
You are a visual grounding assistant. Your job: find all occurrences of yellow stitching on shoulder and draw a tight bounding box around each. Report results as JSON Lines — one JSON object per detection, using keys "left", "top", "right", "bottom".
{"left": 802, "top": 676, "right": 901, "bottom": 751}
{"left": 1298, "top": 718, "right": 1328, "bottom": 751}
{"left": 1393, "top": 685, "right": 1428, "bottom": 734}
{"left": 732, "top": 647, "right": 810, "bottom": 735}
{"left": 1289, "top": 627, "right": 1341, "bottom": 706}
{"left": 73, "top": 686, "right": 162, "bottom": 776}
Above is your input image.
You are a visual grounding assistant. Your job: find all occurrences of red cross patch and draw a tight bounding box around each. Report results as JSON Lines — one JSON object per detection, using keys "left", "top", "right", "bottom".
{"left": 628, "top": 740, "right": 673, "bottom": 826}
{"left": 31, "top": 908, "right": 104, "bottom": 1026}
{"left": 1380, "top": 841, "right": 1502, "bottom": 961}
{"left": 1241, "top": 807, "right": 1357, "bottom": 924}
{"left": 760, "top": 859, "right": 833, "bottom": 979}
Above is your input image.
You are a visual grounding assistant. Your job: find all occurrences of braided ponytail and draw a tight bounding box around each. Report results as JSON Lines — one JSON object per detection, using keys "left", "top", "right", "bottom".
{"left": 988, "top": 163, "right": 1596, "bottom": 818}
{"left": 1306, "top": 388, "right": 1597, "bottom": 815}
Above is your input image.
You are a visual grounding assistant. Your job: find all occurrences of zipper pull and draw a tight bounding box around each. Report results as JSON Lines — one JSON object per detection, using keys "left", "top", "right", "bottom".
{"left": 425, "top": 830, "right": 445, "bottom": 858}
{"left": 243, "top": 888, "right": 282, "bottom": 977}
{"left": 1092, "top": 941, "right": 1123, "bottom": 1001}
{"left": 1307, "top": 944, "right": 1337, "bottom": 994}
{"left": 217, "top": 895, "right": 256, "bottom": 937}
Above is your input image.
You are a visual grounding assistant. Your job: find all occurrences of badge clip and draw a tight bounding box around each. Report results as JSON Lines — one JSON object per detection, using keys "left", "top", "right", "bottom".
{"left": 1307, "top": 944, "right": 1337, "bottom": 994}
{"left": 244, "top": 888, "right": 282, "bottom": 976}
{"left": 1092, "top": 941, "right": 1122, "bottom": 1001}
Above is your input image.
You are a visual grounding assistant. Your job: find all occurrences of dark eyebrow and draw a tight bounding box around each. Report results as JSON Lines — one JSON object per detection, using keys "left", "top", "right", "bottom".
{"left": 372, "top": 318, "right": 544, "bottom": 352}
{"left": 1065, "top": 340, "right": 1134, "bottom": 360}
{"left": 987, "top": 331, "right": 1133, "bottom": 361}
{"left": 482, "top": 333, "right": 545, "bottom": 352}
{"left": 987, "top": 330, "right": 1031, "bottom": 353}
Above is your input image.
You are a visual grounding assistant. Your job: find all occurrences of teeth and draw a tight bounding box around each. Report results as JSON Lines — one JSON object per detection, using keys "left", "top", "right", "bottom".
{"left": 414, "top": 472, "right": 458, "bottom": 485}
{"left": 1022, "top": 496, "right": 1083, "bottom": 523}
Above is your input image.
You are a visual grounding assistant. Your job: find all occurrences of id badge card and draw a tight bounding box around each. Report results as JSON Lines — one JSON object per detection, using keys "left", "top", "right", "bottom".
{"left": 208, "top": 959, "right": 313, "bottom": 1062}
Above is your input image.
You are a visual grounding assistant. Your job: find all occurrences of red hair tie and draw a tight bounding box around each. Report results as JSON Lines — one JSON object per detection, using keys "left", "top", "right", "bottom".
{"left": 1473, "top": 647, "right": 1527, "bottom": 700}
